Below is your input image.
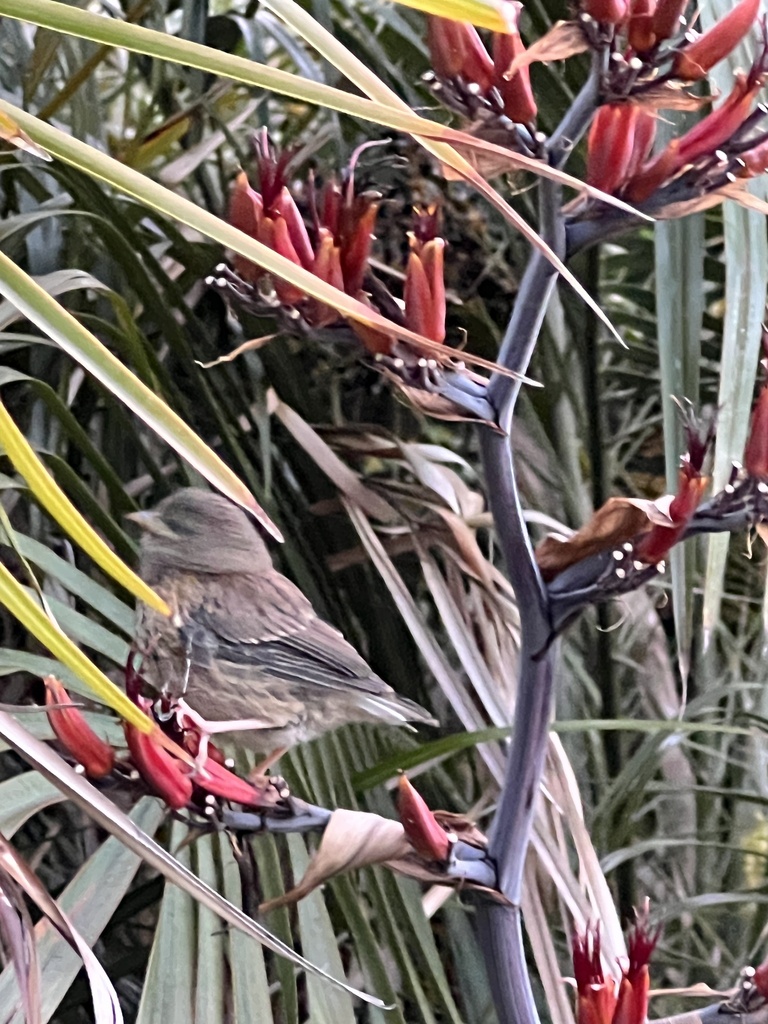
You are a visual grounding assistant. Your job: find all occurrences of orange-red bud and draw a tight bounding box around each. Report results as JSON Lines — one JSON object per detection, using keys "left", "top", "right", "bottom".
{"left": 44, "top": 676, "right": 115, "bottom": 779}
{"left": 257, "top": 217, "right": 307, "bottom": 305}
{"left": 397, "top": 774, "right": 451, "bottom": 862}
{"left": 677, "top": 73, "right": 760, "bottom": 166}
{"left": 228, "top": 171, "right": 264, "bottom": 285}
{"left": 427, "top": 16, "right": 495, "bottom": 90}
{"left": 673, "top": 0, "right": 761, "bottom": 81}
{"left": 271, "top": 186, "right": 314, "bottom": 269}
{"left": 405, "top": 237, "right": 446, "bottom": 344}
{"left": 745, "top": 385, "right": 768, "bottom": 478}
{"left": 492, "top": 4, "right": 537, "bottom": 124}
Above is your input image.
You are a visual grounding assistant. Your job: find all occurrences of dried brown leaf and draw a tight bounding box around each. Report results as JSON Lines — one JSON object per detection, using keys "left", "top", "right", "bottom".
{"left": 503, "top": 21, "right": 589, "bottom": 78}
{"left": 259, "top": 807, "right": 506, "bottom": 911}
{"left": 0, "top": 864, "right": 40, "bottom": 1024}
{"left": 260, "top": 810, "right": 411, "bottom": 912}
{"left": 535, "top": 496, "right": 675, "bottom": 581}
{"left": 632, "top": 84, "right": 714, "bottom": 112}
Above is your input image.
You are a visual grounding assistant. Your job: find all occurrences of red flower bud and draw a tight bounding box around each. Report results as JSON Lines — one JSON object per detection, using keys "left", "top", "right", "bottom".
{"left": 256, "top": 217, "right": 307, "bottom": 305}
{"left": 587, "top": 105, "right": 647, "bottom": 196}
{"left": 405, "top": 208, "right": 446, "bottom": 344}
{"left": 675, "top": 71, "right": 760, "bottom": 167}
{"left": 338, "top": 194, "right": 380, "bottom": 297}
{"left": 651, "top": 0, "right": 688, "bottom": 44}
{"left": 124, "top": 711, "right": 193, "bottom": 811}
{"left": 271, "top": 186, "right": 314, "bottom": 269}
{"left": 44, "top": 676, "right": 115, "bottom": 779}
{"left": 745, "top": 384, "right": 768, "bottom": 478}
{"left": 492, "top": 4, "right": 537, "bottom": 124}
{"left": 583, "top": 0, "right": 629, "bottom": 23}
{"left": 194, "top": 757, "right": 266, "bottom": 805}
{"left": 397, "top": 774, "right": 451, "bottom": 862}
{"left": 627, "top": 0, "right": 657, "bottom": 54}
{"left": 672, "top": 0, "right": 760, "bottom": 81}
{"left": 427, "top": 16, "right": 495, "bottom": 90}
{"left": 228, "top": 171, "right": 264, "bottom": 285}
{"left": 311, "top": 229, "right": 345, "bottom": 292}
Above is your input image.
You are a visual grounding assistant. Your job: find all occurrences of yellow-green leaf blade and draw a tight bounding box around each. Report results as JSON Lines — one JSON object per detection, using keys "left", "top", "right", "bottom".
{"left": 0, "top": 563, "right": 152, "bottom": 731}
{"left": 0, "top": 246, "right": 281, "bottom": 538}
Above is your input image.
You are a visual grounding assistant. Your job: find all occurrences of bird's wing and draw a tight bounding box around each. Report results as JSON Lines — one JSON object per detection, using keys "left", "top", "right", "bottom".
{"left": 188, "top": 571, "right": 390, "bottom": 695}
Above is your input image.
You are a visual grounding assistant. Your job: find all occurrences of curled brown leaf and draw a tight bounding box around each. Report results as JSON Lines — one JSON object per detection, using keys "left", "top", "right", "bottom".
{"left": 535, "top": 496, "right": 675, "bottom": 582}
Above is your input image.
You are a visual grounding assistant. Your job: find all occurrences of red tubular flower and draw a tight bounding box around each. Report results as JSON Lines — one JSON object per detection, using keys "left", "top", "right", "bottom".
{"left": 587, "top": 105, "right": 655, "bottom": 196}
{"left": 397, "top": 774, "right": 451, "bottom": 862}
{"left": 744, "top": 377, "right": 768, "bottom": 479}
{"left": 572, "top": 927, "right": 618, "bottom": 1024}
{"left": 319, "top": 177, "right": 380, "bottom": 297}
{"left": 270, "top": 185, "right": 314, "bottom": 270}
{"left": 625, "top": 57, "right": 766, "bottom": 201}
{"left": 613, "top": 919, "right": 659, "bottom": 1024}
{"left": 44, "top": 676, "right": 115, "bottom": 779}
{"left": 675, "top": 70, "right": 763, "bottom": 166}
{"left": 404, "top": 206, "right": 446, "bottom": 345}
{"left": 754, "top": 952, "right": 768, "bottom": 999}
{"left": 427, "top": 16, "right": 495, "bottom": 90}
{"left": 672, "top": 0, "right": 761, "bottom": 81}
{"left": 492, "top": 3, "right": 537, "bottom": 124}
{"left": 627, "top": 0, "right": 657, "bottom": 54}
{"left": 228, "top": 171, "right": 264, "bottom": 285}
{"left": 583, "top": 0, "right": 629, "bottom": 23}
{"left": 257, "top": 216, "right": 308, "bottom": 305}
{"left": 651, "top": 0, "right": 688, "bottom": 45}
{"left": 634, "top": 413, "right": 713, "bottom": 564}
{"left": 125, "top": 716, "right": 194, "bottom": 810}
{"left": 193, "top": 757, "right": 266, "bottom": 805}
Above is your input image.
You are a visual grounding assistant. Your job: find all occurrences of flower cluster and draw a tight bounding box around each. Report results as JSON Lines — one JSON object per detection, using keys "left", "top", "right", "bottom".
{"left": 225, "top": 133, "right": 448, "bottom": 359}
{"left": 227, "top": 131, "right": 380, "bottom": 327}
{"left": 44, "top": 674, "right": 272, "bottom": 811}
{"left": 580, "top": 0, "right": 768, "bottom": 215}
{"left": 572, "top": 917, "right": 659, "bottom": 1024}
{"left": 424, "top": 3, "right": 537, "bottom": 131}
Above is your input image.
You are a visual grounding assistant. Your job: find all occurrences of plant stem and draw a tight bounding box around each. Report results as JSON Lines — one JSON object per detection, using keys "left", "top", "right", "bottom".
{"left": 475, "top": 48, "right": 607, "bottom": 1024}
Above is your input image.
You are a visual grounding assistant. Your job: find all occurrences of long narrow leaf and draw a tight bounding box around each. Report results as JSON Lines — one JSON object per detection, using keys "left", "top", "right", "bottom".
{"left": 0, "top": 712, "right": 389, "bottom": 1007}
{"left": 0, "top": 246, "right": 282, "bottom": 538}
{"left": 0, "top": 398, "right": 168, "bottom": 616}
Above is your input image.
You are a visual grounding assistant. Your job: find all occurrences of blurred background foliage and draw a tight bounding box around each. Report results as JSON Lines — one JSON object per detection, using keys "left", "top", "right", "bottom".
{"left": 1, "top": 0, "right": 768, "bottom": 1020}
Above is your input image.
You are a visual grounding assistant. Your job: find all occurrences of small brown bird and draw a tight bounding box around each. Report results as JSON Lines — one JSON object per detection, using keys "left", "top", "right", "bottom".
{"left": 130, "top": 489, "right": 436, "bottom": 758}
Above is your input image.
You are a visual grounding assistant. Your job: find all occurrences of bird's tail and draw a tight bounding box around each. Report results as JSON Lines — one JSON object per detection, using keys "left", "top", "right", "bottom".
{"left": 357, "top": 693, "right": 438, "bottom": 728}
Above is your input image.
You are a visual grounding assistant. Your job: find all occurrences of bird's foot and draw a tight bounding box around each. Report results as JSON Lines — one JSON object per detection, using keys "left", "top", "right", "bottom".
{"left": 175, "top": 700, "right": 276, "bottom": 775}
{"left": 249, "top": 746, "right": 288, "bottom": 779}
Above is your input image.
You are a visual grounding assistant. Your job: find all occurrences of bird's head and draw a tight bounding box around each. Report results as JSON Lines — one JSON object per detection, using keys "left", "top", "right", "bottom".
{"left": 128, "top": 488, "right": 274, "bottom": 576}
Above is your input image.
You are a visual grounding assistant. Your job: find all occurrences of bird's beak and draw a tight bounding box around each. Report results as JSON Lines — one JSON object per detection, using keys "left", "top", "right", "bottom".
{"left": 125, "top": 510, "right": 174, "bottom": 537}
